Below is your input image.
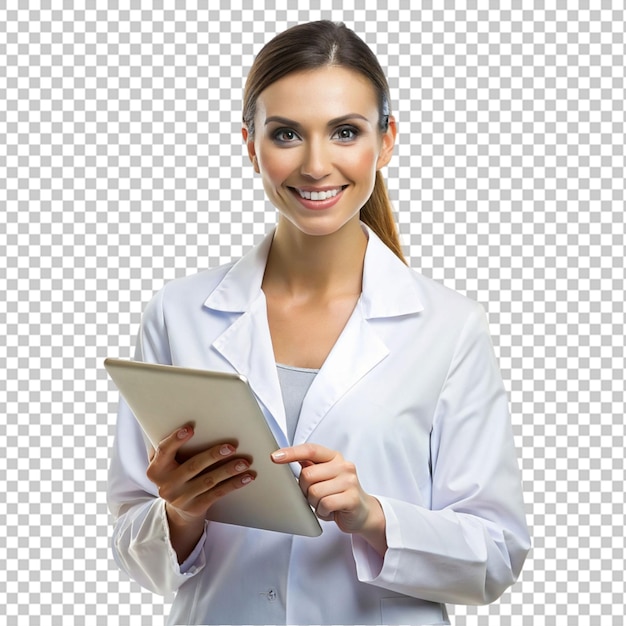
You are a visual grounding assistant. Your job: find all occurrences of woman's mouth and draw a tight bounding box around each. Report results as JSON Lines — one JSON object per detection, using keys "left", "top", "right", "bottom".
{"left": 289, "top": 186, "right": 348, "bottom": 210}
{"left": 296, "top": 187, "right": 343, "bottom": 200}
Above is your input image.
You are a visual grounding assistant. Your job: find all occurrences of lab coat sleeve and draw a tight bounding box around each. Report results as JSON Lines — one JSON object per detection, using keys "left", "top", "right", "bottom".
{"left": 107, "top": 287, "right": 209, "bottom": 595}
{"left": 352, "top": 304, "right": 530, "bottom": 605}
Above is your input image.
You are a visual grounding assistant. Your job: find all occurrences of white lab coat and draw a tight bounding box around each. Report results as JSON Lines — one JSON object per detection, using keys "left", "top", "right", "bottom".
{"left": 108, "top": 225, "right": 530, "bottom": 625}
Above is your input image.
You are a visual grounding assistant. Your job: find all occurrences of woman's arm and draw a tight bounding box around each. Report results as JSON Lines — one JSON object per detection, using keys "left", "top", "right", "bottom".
{"left": 107, "top": 287, "right": 234, "bottom": 592}
{"left": 273, "top": 304, "right": 530, "bottom": 606}
{"left": 357, "top": 305, "right": 530, "bottom": 605}
{"left": 107, "top": 396, "right": 205, "bottom": 595}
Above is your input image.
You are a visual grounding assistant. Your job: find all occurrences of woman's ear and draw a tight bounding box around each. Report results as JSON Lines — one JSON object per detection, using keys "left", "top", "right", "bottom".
{"left": 376, "top": 115, "right": 397, "bottom": 170}
{"left": 242, "top": 126, "right": 260, "bottom": 173}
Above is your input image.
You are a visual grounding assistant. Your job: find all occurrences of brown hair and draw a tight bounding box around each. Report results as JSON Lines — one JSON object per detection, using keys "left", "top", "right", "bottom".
{"left": 243, "top": 21, "right": 406, "bottom": 263}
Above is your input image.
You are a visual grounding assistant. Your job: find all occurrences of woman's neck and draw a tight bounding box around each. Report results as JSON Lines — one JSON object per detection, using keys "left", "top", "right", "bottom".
{"left": 262, "top": 217, "right": 367, "bottom": 298}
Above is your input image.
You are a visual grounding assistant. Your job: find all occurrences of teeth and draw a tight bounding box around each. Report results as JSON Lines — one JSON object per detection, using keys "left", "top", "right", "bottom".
{"left": 297, "top": 188, "right": 342, "bottom": 201}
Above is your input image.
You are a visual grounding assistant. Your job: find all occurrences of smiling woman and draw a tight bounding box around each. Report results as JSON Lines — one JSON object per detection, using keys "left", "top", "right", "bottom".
{"left": 242, "top": 66, "right": 395, "bottom": 241}
{"left": 242, "top": 20, "right": 404, "bottom": 262}
{"left": 108, "top": 20, "right": 530, "bottom": 626}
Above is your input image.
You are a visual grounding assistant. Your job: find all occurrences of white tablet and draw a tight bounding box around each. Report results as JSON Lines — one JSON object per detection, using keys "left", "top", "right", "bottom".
{"left": 105, "top": 358, "right": 322, "bottom": 537}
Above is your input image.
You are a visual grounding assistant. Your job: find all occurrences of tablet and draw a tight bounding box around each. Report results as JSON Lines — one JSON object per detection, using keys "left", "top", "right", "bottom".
{"left": 105, "top": 358, "right": 322, "bottom": 537}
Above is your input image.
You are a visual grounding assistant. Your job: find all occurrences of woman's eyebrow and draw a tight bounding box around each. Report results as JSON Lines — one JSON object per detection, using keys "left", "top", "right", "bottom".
{"left": 264, "top": 113, "right": 370, "bottom": 128}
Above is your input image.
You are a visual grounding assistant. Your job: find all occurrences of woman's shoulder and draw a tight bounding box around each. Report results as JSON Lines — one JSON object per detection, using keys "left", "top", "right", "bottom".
{"left": 409, "top": 266, "right": 483, "bottom": 315}
{"left": 149, "top": 233, "right": 273, "bottom": 313}
{"left": 365, "top": 227, "right": 485, "bottom": 322}
{"left": 163, "top": 261, "right": 236, "bottom": 299}
{"left": 141, "top": 260, "right": 238, "bottom": 321}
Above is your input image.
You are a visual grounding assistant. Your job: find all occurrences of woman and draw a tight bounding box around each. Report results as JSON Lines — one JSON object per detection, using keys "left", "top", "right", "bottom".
{"left": 108, "top": 21, "right": 530, "bottom": 625}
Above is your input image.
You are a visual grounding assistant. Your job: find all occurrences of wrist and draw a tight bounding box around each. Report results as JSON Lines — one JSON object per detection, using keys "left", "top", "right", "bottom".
{"left": 358, "top": 496, "right": 387, "bottom": 556}
{"left": 165, "top": 503, "right": 205, "bottom": 530}
{"left": 165, "top": 503, "right": 206, "bottom": 565}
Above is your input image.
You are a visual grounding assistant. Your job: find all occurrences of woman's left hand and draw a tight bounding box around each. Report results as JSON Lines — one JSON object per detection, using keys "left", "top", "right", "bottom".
{"left": 271, "top": 443, "right": 387, "bottom": 555}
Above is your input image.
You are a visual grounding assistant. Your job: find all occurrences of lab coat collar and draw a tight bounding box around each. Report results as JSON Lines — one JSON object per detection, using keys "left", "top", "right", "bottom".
{"left": 203, "top": 224, "right": 424, "bottom": 444}
{"left": 202, "top": 232, "right": 274, "bottom": 314}
{"left": 203, "top": 224, "right": 424, "bottom": 319}
{"left": 360, "top": 227, "right": 424, "bottom": 319}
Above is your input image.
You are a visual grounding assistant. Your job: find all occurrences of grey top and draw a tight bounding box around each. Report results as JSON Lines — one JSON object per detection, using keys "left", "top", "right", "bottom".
{"left": 276, "top": 363, "right": 319, "bottom": 444}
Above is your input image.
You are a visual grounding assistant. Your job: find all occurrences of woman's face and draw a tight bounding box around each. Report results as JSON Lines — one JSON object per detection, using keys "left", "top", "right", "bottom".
{"left": 242, "top": 66, "right": 396, "bottom": 238}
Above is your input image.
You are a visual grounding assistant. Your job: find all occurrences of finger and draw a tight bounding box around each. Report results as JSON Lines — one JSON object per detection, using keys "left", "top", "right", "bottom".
{"left": 158, "top": 456, "right": 252, "bottom": 508}
{"left": 315, "top": 492, "right": 351, "bottom": 520}
{"left": 173, "top": 441, "right": 239, "bottom": 483}
{"left": 191, "top": 472, "right": 256, "bottom": 516}
{"left": 168, "top": 471, "right": 256, "bottom": 520}
{"left": 315, "top": 486, "right": 366, "bottom": 522}
{"left": 186, "top": 457, "right": 253, "bottom": 499}
{"left": 303, "top": 475, "right": 346, "bottom": 511}
{"left": 146, "top": 425, "right": 194, "bottom": 481}
{"left": 271, "top": 443, "right": 335, "bottom": 465}
{"left": 298, "top": 458, "right": 356, "bottom": 497}
{"left": 155, "top": 425, "right": 194, "bottom": 462}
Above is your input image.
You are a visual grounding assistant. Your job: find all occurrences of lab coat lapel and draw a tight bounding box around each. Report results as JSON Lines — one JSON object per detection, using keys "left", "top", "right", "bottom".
{"left": 294, "top": 226, "right": 424, "bottom": 444}
{"left": 204, "top": 233, "right": 289, "bottom": 446}
{"left": 294, "top": 303, "right": 389, "bottom": 444}
{"left": 210, "top": 294, "right": 288, "bottom": 443}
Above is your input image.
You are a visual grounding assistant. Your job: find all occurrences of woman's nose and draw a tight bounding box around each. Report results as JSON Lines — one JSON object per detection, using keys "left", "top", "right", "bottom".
{"left": 300, "top": 140, "right": 331, "bottom": 179}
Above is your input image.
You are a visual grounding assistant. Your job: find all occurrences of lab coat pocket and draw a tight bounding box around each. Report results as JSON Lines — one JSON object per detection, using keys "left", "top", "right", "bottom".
{"left": 380, "top": 596, "right": 450, "bottom": 625}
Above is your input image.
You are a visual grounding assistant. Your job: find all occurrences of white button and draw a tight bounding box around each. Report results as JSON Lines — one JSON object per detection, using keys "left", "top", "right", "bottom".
{"left": 260, "top": 588, "right": 277, "bottom": 602}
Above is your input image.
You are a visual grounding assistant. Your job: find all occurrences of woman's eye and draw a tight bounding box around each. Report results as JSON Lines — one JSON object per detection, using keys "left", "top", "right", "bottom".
{"left": 273, "top": 129, "right": 299, "bottom": 143}
{"left": 334, "top": 126, "right": 358, "bottom": 141}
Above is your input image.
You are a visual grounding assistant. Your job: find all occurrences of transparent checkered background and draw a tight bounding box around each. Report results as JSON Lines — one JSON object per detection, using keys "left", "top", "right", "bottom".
{"left": 1, "top": 2, "right": 624, "bottom": 625}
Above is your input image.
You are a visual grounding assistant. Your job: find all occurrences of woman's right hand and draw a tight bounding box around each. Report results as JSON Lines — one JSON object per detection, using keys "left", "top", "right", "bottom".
{"left": 146, "top": 424, "right": 255, "bottom": 526}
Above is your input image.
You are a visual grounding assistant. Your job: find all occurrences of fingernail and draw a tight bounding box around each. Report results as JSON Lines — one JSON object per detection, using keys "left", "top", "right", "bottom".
{"left": 271, "top": 451, "right": 286, "bottom": 461}
{"left": 177, "top": 427, "right": 189, "bottom": 439}
{"left": 241, "top": 474, "right": 253, "bottom": 485}
{"left": 220, "top": 444, "right": 234, "bottom": 456}
{"left": 234, "top": 461, "right": 248, "bottom": 472}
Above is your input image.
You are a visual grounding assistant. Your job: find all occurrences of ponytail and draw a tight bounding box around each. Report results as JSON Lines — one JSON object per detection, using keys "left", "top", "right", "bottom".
{"left": 360, "top": 171, "right": 407, "bottom": 264}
